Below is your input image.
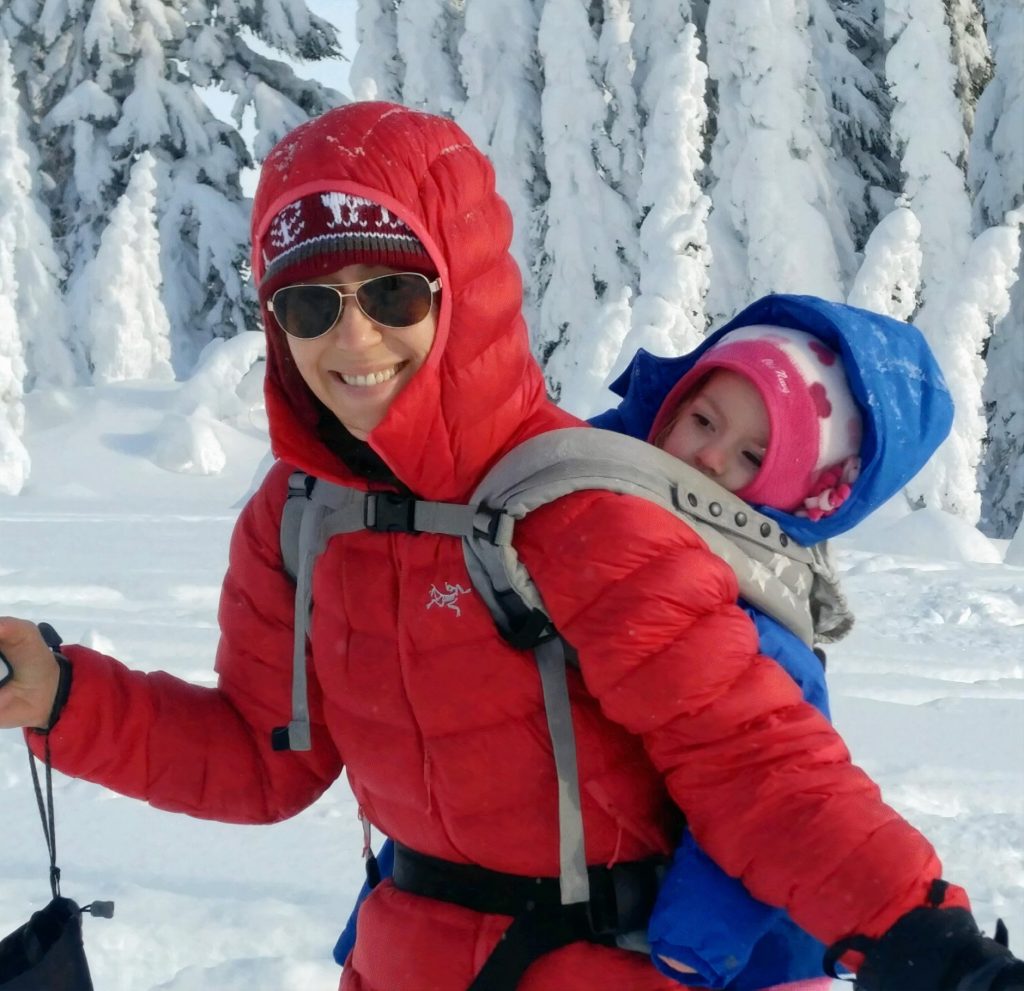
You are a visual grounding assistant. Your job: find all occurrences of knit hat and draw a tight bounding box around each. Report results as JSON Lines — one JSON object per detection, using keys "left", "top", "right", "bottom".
{"left": 257, "top": 191, "right": 435, "bottom": 302}
{"left": 650, "top": 325, "right": 863, "bottom": 517}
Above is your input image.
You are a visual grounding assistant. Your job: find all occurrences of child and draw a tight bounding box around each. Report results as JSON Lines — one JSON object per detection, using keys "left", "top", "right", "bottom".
{"left": 339, "top": 293, "right": 961, "bottom": 989}
{"left": 590, "top": 293, "right": 956, "bottom": 987}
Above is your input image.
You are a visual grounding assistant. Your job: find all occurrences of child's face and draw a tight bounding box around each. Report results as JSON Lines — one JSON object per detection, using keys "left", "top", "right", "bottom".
{"left": 658, "top": 369, "right": 769, "bottom": 493}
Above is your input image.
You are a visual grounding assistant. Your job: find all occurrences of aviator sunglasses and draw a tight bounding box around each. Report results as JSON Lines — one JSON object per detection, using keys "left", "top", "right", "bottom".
{"left": 268, "top": 272, "right": 442, "bottom": 340}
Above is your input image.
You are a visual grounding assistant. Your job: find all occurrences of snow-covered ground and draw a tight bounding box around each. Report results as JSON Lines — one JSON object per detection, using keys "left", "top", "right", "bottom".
{"left": 1, "top": 364, "right": 1022, "bottom": 990}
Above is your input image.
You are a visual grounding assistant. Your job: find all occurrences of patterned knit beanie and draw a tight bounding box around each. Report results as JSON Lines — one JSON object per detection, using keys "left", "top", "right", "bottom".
{"left": 650, "top": 326, "right": 863, "bottom": 517}
{"left": 256, "top": 191, "right": 435, "bottom": 303}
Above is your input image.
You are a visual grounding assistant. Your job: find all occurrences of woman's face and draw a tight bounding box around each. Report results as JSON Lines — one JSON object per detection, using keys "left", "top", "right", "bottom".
{"left": 284, "top": 264, "right": 438, "bottom": 440}
{"left": 658, "top": 369, "right": 769, "bottom": 493}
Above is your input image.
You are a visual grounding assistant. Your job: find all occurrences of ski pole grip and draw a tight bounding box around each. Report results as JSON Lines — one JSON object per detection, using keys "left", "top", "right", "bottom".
{"left": 0, "top": 651, "right": 12, "bottom": 689}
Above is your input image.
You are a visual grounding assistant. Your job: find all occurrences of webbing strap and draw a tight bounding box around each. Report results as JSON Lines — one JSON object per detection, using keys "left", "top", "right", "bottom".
{"left": 277, "top": 479, "right": 488, "bottom": 752}
{"left": 534, "top": 637, "right": 589, "bottom": 905}
{"left": 280, "top": 481, "right": 369, "bottom": 751}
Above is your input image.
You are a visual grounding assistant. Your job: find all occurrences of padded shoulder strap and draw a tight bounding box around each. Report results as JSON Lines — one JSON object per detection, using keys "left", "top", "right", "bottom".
{"left": 465, "top": 428, "right": 821, "bottom": 647}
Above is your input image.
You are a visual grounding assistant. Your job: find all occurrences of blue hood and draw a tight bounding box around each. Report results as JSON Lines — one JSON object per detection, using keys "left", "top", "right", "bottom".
{"left": 593, "top": 294, "right": 954, "bottom": 545}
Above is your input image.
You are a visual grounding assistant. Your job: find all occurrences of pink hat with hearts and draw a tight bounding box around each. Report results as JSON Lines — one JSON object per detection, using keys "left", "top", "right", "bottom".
{"left": 650, "top": 326, "right": 863, "bottom": 517}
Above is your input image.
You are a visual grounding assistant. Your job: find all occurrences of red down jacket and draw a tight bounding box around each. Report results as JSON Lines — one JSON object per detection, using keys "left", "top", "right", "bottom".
{"left": 33, "top": 103, "right": 967, "bottom": 990}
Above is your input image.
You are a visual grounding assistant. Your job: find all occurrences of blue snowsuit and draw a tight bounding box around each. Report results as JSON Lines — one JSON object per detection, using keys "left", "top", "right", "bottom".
{"left": 336, "top": 294, "right": 953, "bottom": 987}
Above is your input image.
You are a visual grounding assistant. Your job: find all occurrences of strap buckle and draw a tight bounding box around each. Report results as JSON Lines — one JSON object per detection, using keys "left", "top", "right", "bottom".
{"left": 365, "top": 492, "right": 419, "bottom": 534}
{"left": 496, "top": 592, "right": 559, "bottom": 650}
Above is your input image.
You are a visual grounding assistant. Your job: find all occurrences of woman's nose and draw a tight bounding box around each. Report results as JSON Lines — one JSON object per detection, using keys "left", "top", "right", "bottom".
{"left": 330, "top": 296, "right": 383, "bottom": 349}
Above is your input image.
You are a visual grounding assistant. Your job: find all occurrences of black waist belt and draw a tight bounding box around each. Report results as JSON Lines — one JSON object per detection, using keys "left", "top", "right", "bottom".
{"left": 391, "top": 841, "right": 662, "bottom": 991}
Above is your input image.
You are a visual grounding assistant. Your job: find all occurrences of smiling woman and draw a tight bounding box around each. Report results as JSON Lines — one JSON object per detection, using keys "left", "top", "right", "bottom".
{"left": 255, "top": 189, "right": 443, "bottom": 441}
{"left": 276, "top": 265, "right": 440, "bottom": 439}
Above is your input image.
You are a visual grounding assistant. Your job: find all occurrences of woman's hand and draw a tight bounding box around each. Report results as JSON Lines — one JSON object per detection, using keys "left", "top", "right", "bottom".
{"left": 0, "top": 617, "right": 60, "bottom": 730}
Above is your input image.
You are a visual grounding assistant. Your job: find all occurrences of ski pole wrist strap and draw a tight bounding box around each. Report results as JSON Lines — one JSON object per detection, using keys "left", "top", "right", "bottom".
{"left": 31, "top": 622, "right": 72, "bottom": 733}
{"left": 26, "top": 735, "right": 60, "bottom": 901}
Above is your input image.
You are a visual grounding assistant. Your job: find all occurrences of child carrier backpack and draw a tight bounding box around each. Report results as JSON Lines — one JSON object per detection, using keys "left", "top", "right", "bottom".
{"left": 274, "top": 427, "right": 850, "bottom": 990}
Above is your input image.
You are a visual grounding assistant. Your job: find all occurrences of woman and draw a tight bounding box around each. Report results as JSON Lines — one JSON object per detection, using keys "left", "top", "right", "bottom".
{"left": 0, "top": 102, "right": 1019, "bottom": 991}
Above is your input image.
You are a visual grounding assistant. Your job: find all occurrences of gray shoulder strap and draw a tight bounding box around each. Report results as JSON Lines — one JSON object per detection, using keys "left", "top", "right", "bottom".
{"left": 274, "top": 474, "right": 375, "bottom": 752}
{"left": 464, "top": 428, "right": 820, "bottom": 646}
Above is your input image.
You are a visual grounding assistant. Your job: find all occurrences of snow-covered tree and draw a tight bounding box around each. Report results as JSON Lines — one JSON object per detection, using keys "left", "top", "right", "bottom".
{"left": 533, "top": 0, "right": 640, "bottom": 415}
{"left": 809, "top": 0, "right": 900, "bottom": 248}
{"left": 884, "top": 0, "right": 1000, "bottom": 519}
{"left": 972, "top": 0, "right": 1024, "bottom": 536}
{"left": 395, "top": 0, "right": 466, "bottom": 115}
{"left": 905, "top": 219, "right": 1022, "bottom": 523}
{"left": 4, "top": 0, "right": 344, "bottom": 375}
{"left": 617, "top": 6, "right": 709, "bottom": 366}
{"left": 456, "top": 0, "right": 545, "bottom": 324}
{"left": 0, "top": 143, "right": 29, "bottom": 493}
{"left": 847, "top": 205, "right": 922, "bottom": 322}
{"left": 78, "top": 152, "right": 174, "bottom": 384}
{"left": 944, "top": 0, "right": 993, "bottom": 133}
{"left": 704, "top": 0, "right": 856, "bottom": 323}
{"left": 0, "top": 39, "right": 77, "bottom": 390}
{"left": 350, "top": 0, "right": 405, "bottom": 102}
{"left": 0, "top": 274, "right": 30, "bottom": 493}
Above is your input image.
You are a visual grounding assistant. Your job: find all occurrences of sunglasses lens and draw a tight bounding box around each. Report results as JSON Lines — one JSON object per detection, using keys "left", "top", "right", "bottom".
{"left": 357, "top": 274, "right": 433, "bottom": 328}
{"left": 272, "top": 285, "right": 341, "bottom": 339}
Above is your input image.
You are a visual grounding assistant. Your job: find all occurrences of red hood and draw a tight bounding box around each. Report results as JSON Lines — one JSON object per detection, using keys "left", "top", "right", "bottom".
{"left": 252, "top": 102, "right": 573, "bottom": 499}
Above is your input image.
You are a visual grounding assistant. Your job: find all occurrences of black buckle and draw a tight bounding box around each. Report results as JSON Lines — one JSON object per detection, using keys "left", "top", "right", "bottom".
{"left": 365, "top": 492, "right": 419, "bottom": 533}
{"left": 501, "top": 605, "right": 559, "bottom": 650}
{"left": 584, "top": 870, "right": 620, "bottom": 938}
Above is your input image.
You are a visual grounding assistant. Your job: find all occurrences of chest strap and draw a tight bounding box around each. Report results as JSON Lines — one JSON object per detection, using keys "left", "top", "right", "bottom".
{"left": 390, "top": 842, "right": 663, "bottom": 991}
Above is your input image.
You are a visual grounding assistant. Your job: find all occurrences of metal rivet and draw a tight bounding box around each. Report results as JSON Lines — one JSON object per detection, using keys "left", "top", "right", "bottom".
{"left": 735, "top": 512, "right": 747, "bottom": 527}
{"left": 760, "top": 522, "right": 771, "bottom": 537}
{"left": 687, "top": 493, "right": 698, "bottom": 507}
{"left": 779, "top": 533, "right": 789, "bottom": 547}
{"left": 709, "top": 502, "right": 722, "bottom": 517}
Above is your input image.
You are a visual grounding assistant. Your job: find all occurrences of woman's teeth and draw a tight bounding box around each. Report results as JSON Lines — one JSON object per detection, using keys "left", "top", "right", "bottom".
{"left": 340, "top": 366, "right": 399, "bottom": 387}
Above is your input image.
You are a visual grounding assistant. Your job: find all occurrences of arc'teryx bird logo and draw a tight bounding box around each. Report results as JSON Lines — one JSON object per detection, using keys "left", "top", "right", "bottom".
{"left": 427, "top": 582, "right": 471, "bottom": 617}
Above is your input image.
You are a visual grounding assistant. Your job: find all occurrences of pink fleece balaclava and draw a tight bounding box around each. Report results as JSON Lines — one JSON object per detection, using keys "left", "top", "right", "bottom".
{"left": 650, "top": 326, "right": 863, "bottom": 518}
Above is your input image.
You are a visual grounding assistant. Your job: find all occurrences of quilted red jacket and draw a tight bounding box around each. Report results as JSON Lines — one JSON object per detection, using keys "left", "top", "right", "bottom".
{"left": 33, "top": 103, "right": 967, "bottom": 991}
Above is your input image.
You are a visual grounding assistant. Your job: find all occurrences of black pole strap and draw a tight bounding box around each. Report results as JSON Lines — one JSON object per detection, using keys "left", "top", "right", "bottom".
{"left": 26, "top": 735, "right": 60, "bottom": 901}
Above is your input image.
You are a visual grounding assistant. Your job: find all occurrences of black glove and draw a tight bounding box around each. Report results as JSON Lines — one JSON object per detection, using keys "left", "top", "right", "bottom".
{"left": 826, "top": 898, "right": 1024, "bottom": 991}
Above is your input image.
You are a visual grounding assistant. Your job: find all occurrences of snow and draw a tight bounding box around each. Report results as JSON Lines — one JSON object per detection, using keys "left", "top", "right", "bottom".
{"left": 1, "top": 364, "right": 1022, "bottom": 990}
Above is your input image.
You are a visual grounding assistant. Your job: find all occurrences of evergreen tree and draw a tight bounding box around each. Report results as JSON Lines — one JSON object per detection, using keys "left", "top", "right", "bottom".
{"left": 847, "top": 204, "right": 922, "bottom": 323}
{"left": 885, "top": 0, "right": 995, "bottom": 519}
{"left": 972, "top": 0, "right": 1024, "bottom": 536}
{"left": 79, "top": 151, "right": 174, "bottom": 384}
{"left": 533, "top": 0, "right": 639, "bottom": 415}
{"left": 0, "top": 49, "right": 30, "bottom": 494}
{"left": 619, "top": 5, "right": 710, "bottom": 366}
{"left": 704, "top": 0, "right": 856, "bottom": 324}
{"left": 944, "top": 0, "right": 993, "bottom": 132}
{"left": 456, "top": 0, "right": 545, "bottom": 328}
{"left": 395, "top": 0, "right": 466, "bottom": 115}
{"left": 350, "top": 0, "right": 405, "bottom": 102}
{"left": 810, "top": 0, "right": 900, "bottom": 249}
{"left": 0, "top": 38, "right": 77, "bottom": 390}
{"left": 3, "top": 0, "right": 343, "bottom": 376}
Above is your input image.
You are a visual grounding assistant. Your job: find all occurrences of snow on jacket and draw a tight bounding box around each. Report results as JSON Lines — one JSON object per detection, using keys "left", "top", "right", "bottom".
{"left": 592, "top": 294, "right": 956, "bottom": 987}
{"left": 30, "top": 105, "right": 968, "bottom": 991}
